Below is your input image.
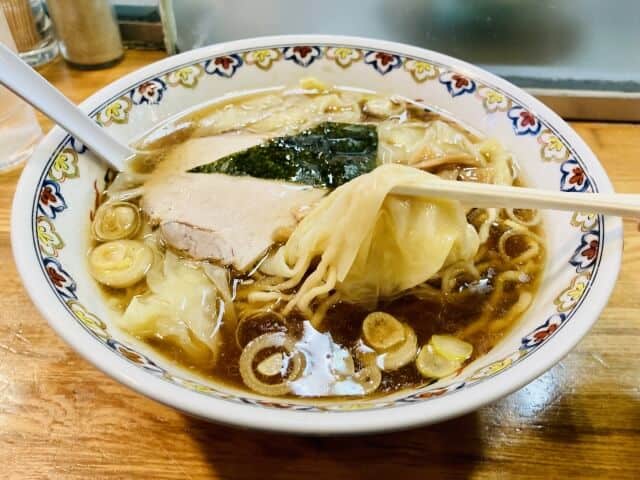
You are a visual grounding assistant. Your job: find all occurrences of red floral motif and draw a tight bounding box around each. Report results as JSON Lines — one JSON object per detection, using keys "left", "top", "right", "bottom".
{"left": 364, "top": 51, "right": 401, "bottom": 75}
{"left": 582, "top": 239, "right": 598, "bottom": 260}
{"left": 376, "top": 52, "right": 395, "bottom": 66}
{"left": 560, "top": 159, "right": 589, "bottom": 192}
{"left": 215, "top": 56, "right": 233, "bottom": 69}
{"left": 452, "top": 74, "right": 469, "bottom": 89}
{"left": 46, "top": 266, "right": 66, "bottom": 287}
{"left": 440, "top": 71, "right": 477, "bottom": 97}
{"left": 533, "top": 323, "right": 558, "bottom": 342}
{"left": 293, "top": 46, "right": 312, "bottom": 58}
{"left": 129, "top": 78, "right": 166, "bottom": 105}
{"left": 416, "top": 387, "right": 449, "bottom": 399}
{"left": 570, "top": 166, "right": 585, "bottom": 186}
{"left": 520, "top": 111, "right": 536, "bottom": 127}
{"left": 138, "top": 81, "right": 157, "bottom": 95}
{"left": 204, "top": 54, "right": 242, "bottom": 77}
{"left": 40, "top": 185, "right": 56, "bottom": 205}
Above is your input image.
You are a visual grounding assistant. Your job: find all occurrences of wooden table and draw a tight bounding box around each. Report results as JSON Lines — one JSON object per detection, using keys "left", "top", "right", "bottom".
{"left": 1, "top": 50, "right": 639, "bottom": 480}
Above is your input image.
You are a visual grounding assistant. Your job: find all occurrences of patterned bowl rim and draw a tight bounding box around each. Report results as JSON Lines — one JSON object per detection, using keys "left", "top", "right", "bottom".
{"left": 12, "top": 35, "right": 622, "bottom": 434}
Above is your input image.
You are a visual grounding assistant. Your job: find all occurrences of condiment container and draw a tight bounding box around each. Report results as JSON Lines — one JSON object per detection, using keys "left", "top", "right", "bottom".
{"left": 47, "top": 0, "right": 124, "bottom": 69}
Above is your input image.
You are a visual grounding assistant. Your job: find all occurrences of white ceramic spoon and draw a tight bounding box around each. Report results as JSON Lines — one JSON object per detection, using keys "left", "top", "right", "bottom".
{"left": 0, "top": 43, "right": 131, "bottom": 170}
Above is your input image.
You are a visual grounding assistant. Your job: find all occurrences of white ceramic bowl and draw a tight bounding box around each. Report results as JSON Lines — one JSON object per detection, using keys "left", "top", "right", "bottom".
{"left": 12, "top": 36, "right": 622, "bottom": 434}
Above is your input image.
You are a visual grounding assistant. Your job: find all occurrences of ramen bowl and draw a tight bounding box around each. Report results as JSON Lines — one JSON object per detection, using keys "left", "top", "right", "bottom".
{"left": 12, "top": 35, "right": 622, "bottom": 434}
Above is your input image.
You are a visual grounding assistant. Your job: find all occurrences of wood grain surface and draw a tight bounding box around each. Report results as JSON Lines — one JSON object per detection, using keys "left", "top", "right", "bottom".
{"left": 0, "top": 50, "right": 639, "bottom": 480}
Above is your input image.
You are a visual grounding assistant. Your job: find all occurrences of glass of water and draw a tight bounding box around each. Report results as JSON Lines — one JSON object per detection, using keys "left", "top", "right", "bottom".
{"left": 0, "top": 86, "right": 42, "bottom": 173}
{"left": 0, "top": 4, "right": 42, "bottom": 172}
{"left": 0, "top": 0, "right": 58, "bottom": 67}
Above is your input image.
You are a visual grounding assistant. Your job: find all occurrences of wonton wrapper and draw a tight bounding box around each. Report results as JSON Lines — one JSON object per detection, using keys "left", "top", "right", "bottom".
{"left": 378, "top": 119, "right": 513, "bottom": 186}
{"left": 119, "top": 250, "right": 221, "bottom": 364}
{"left": 261, "top": 163, "right": 480, "bottom": 312}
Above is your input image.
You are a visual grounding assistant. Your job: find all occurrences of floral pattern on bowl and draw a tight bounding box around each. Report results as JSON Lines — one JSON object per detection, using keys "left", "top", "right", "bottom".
{"left": 12, "top": 36, "right": 622, "bottom": 434}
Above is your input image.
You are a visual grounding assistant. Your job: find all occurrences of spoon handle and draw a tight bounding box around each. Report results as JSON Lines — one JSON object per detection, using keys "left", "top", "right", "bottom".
{"left": 0, "top": 44, "right": 130, "bottom": 170}
{"left": 392, "top": 181, "right": 640, "bottom": 217}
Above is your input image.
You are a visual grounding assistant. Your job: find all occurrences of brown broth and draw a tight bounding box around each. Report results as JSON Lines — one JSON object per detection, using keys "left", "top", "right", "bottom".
{"left": 93, "top": 88, "right": 546, "bottom": 400}
{"left": 113, "top": 210, "right": 543, "bottom": 400}
{"left": 187, "top": 215, "right": 544, "bottom": 398}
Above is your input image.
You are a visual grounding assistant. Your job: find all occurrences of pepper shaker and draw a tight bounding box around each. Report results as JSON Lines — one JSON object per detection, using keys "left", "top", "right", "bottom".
{"left": 47, "top": 0, "right": 123, "bottom": 69}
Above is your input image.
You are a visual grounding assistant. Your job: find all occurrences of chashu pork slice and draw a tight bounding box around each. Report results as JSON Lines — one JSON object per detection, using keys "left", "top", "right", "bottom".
{"left": 142, "top": 173, "right": 326, "bottom": 272}
{"left": 152, "top": 133, "right": 267, "bottom": 175}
